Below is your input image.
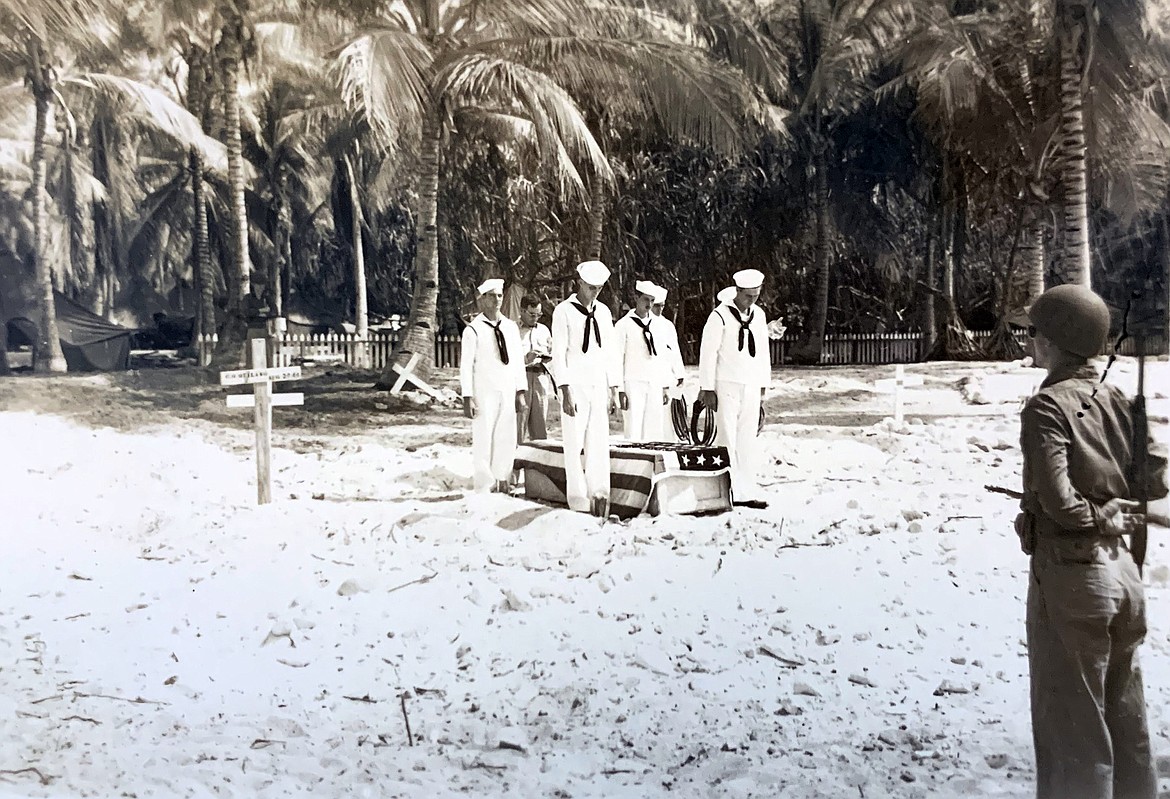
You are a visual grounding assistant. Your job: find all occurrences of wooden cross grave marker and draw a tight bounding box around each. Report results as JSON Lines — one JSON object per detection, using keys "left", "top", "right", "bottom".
{"left": 387, "top": 351, "right": 442, "bottom": 400}
{"left": 220, "top": 339, "right": 304, "bottom": 504}
{"left": 873, "top": 364, "right": 924, "bottom": 424}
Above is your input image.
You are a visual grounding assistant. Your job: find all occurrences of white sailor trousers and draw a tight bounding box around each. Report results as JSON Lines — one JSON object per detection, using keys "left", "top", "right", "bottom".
{"left": 714, "top": 379, "right": 762, "bottom": 499}
{"left": 561, "top": 383, "right": 610, "bottom": 511}
{"left": 622, "top": 381, "right": 664, "bottom": 443}
{"left": 472, "top": 389, "right": 518, "bottom": 490}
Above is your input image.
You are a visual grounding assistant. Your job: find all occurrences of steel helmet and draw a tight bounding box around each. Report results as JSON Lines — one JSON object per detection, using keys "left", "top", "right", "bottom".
{"left": 1026, "top": 284, "right": 1111, "bottom": 358}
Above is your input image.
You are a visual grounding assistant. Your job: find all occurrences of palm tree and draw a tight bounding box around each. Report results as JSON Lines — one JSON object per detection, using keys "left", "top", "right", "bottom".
{"left": 1051, "top": 0, "right": 1170, "bottom": 287}
{"left": 339, "top": 0, "right": 768, "bottom": 388}
{"left": 541, "top": 0, "right": 783, "bottom": 301}
{"left": 887, "top": 0, "right": 1170, "bottom": 351}
{"left": 759, "top": 0, "right": 921, "bottom": 364}
{"left": 0, "top": 1, "right": 228, "bottom": 371}
{"left": 0, "top": 0, "right": 106, "bottom": 372}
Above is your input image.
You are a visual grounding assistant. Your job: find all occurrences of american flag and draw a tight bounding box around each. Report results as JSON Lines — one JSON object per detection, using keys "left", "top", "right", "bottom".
{"left": 514, "top": 440, "right": 731, "bottom": 518}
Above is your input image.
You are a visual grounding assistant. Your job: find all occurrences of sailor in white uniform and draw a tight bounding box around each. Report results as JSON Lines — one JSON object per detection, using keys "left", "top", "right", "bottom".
{"left": 649, "top": 284, "right": 685, "bottom": 396}
{"left": 616, "top": 281, "right": 671, "bottom": 442}
{"left": 460, "top": 278, "right": 527, "bottom": 493}
{"left": 649, "top": 284, "right": 685, "bottom": 440}
{"left": 698, "top": 269, "right": 772, "bottom": 508}
{"left": 551, "top": 260, "right": 620, "bottom": 516}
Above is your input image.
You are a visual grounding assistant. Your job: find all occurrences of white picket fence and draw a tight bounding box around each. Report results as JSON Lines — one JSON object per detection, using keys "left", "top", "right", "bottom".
{"left": 197, "top": 328, "right": 1167, "bottom": 370}
{"left": 196, "top": 331, "right": 463, "bottom": 369}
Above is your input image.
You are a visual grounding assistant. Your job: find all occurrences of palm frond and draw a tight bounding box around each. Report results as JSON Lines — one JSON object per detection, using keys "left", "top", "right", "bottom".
{"left": 0, "top": 141, "right": 32, "bottom": 182}
{"left": 436, "top": 53, "right": 612, "bottom": 200}
{"left": 252, "top": 22, "right": 333, "bottom": 86}
{"left": 804, "top": 0, "right": 933, "bottom": 116}
{"left": 336, "top": 28, "right": 433, "bottom": 144}
{"left": 686, "top": 0, "right": 791, "bottom": 99}
{"left": 444, "top": 0, "right": 595, "bottom": 41}
{"left": 0, "top": 0, "right": 110, "bottom": 41}
{"left": 62, "top": 74, "right": 229, "bottom": 174}
{"left": 481, "top": 37, "right": 760, "bottom": 155}
{"left": 1090, "top": 94, "right": 1170, "bottom": 226}
{"left": 453, "top": 107, "right": 535, "bottom": 142}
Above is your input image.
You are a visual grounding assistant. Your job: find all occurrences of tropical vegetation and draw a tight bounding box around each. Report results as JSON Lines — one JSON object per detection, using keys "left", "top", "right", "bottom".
{"left": 0, "top": 0, "right": 1167, "bottom": 376}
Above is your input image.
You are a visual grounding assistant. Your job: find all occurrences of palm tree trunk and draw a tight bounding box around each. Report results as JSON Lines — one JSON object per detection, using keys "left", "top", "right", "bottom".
{"left": 377, "top": 108, "right": 441, "bottom": 388}
{"left": 1021, "top": 209, "right": 1045, "bottom": 305}
{"left": 185, "top": 48, "right": 215, "bottom": 343}
{"left": 1163, "top": 212, "right": 1170, "bottom": 350}
{"left": 63, "top": 124, "right": 96, "bottom": 303}
{"left": 985, "top": 205, "right": 1027, "bottom": 360}
{"left": 344, "top": 153, "right": 369, "bottom": 367}
{"left": 213, "top": 17, "right": 250, "bottom": 367}
{"left": 28, "top": 39, "right": 66, "bottom": 373}
{"left": 190, "top": 147, "right": 216, "bottom": 342}
{"left": 272, "top": 169, "right": 291, "bottom": 321}
{"left": 929, "top": 160, "right": 980, "bottom": 361}
{"left": 1056, "top": 15, "right": 1091, "bottom": 287}
{"left": 921, "top": 223, "right": 937, "bottom": 358}
{"left": 90, "top": 118, "right": 120, "bottom": 321}
{"left": 793, "top": 145, "right": 831, "bottom": 365}
{"left": 587, "top": 180, "right": 605, "bottom": 260}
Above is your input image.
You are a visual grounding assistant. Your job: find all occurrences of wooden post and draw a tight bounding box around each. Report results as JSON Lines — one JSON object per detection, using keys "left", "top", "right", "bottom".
{"left": 219, "top": 340, "right": 302, "bottom": 505}
{"left": 874, "top": 363, "right": 924, "bottom": 424}
{"left": 251, "top": 339, "right": 272, "bottom": 504}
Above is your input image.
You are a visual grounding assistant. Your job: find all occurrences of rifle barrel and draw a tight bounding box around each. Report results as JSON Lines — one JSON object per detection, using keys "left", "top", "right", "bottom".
{"left": 1131, "top": 333, "right": 1149, "bottom": 575}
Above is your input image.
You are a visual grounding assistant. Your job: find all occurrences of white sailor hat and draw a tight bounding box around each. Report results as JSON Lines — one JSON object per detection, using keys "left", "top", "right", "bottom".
{"left": 477, "top": 278, "right": 504, "bottom": 295}
{"left": 732, "top": 269, "right": 765, "bottom": 289}
{"left": 576, "top": 260, "right": 611, "bottom": 286}
{"left": 649, "top": 284, "right": 668, "bottom": 304}
{"left": 634, "top": 280, "right": 657, "bottom": 297}
{"left": 717, "top": 286, "right": 737, "bottom": 304}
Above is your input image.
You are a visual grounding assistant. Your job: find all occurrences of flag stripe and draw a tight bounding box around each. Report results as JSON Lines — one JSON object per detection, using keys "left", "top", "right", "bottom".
{"left": 515, "top": 439, "right": 729, "bottom": 518}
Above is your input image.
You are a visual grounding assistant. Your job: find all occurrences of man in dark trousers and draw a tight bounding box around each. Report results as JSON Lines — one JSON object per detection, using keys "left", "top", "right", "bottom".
{"left": 1017, "top": 284, "right": 1168, "bottom": 799}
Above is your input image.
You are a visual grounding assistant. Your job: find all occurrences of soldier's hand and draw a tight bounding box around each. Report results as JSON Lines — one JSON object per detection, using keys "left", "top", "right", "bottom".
{"left": 1014, "top": 511, "right": 1036, "bottom": 554}
{"left": 1098, "top": 498, "right": 1143, "bottom": 537}
{"left": 560, "top": 387, "right": 576, "bottom": 418}
{"left": 699, "top": 389, "right": 718, "bottom": 412}
{"left": 662, "top": 389, "right": 670, "bottom": 406}
{"left": 515, "top": 390, "right": 527, "bottom": 413}
{"left": 462, "top": 397, "right": 477, "bottom": 419}
{"left": 619, "top": 392, "right": 629, "bottom": 411}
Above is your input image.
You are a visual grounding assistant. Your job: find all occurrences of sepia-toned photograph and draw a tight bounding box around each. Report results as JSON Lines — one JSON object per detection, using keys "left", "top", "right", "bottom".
{"left": 1, "top": 0, "right": 1169, "bottom": 796}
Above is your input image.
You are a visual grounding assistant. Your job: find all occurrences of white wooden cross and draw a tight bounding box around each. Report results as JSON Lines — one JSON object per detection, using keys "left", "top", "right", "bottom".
{"left": 220, "top": 339, "right": 303, "bottom": 504}
{"left": 388, "top": 352, "right": 442, "bottom": 400}
{"left": 873, "top": 364, "right": 923, "bottom": 424}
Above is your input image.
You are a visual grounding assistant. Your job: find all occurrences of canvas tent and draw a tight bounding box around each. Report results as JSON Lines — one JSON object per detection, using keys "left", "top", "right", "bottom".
{"left": 6, "top": 291, "right": 133, "bottom": 371}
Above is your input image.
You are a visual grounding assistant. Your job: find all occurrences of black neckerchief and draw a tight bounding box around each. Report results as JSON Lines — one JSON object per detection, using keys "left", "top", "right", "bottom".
{"left": 631, "top": 313, "right": 656, "bottom": 356}
{"left": 726, "top": 304, "right": 755, "bottom": 357}
{"left": 484, "top": 318, "right": 509, "bottom": 364}
{"left": 571, "top": 301, "right": 601, "bottom": 353}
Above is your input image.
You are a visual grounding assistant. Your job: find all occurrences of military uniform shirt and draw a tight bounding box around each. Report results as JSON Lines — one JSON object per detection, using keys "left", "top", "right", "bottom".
{"left": 1021, "top": 363, "right": 1168, "bottom": 534}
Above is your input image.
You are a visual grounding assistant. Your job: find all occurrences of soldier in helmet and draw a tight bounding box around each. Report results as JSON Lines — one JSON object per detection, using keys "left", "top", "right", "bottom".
{"left": 1017, "top": 284, "right": 1168, "bottom": 799}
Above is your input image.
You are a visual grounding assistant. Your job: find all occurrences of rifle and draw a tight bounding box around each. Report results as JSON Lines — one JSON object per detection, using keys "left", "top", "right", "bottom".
{"left": 985, "top": 484, "right": 1024, "bottom": 500}
{"left": 1130, "top": 328, "right": 1149, "bottom": 576}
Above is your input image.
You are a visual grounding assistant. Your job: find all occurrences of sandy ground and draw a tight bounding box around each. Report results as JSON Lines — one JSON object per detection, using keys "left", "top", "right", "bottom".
{"left": 0, "top": 358, "right": 1168, "bottom": 799}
